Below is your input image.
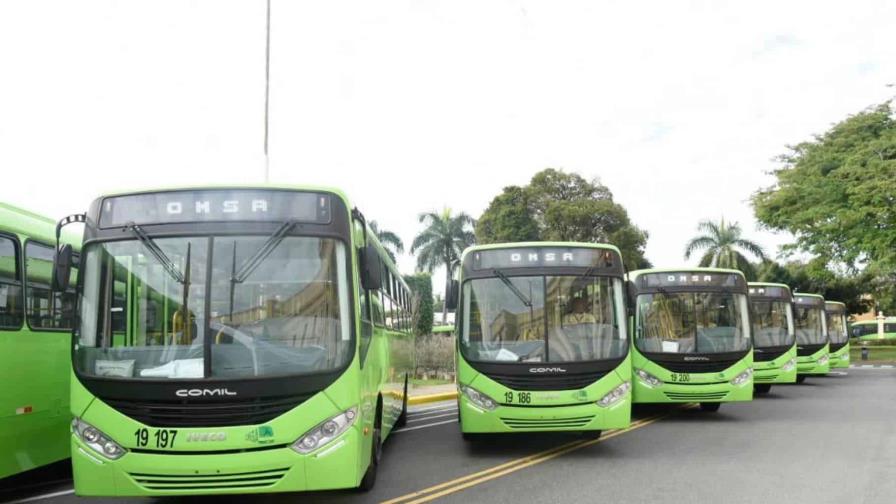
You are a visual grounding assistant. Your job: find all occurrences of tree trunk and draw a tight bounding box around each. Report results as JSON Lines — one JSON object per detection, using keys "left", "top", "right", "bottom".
{"left": 442, "top": 264, "right": 449, "bottom": 324}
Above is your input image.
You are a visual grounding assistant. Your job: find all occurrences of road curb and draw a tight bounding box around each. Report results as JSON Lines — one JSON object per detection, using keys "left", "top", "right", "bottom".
{"left": 408, "top": 391, "right": 458, "bottom": 405}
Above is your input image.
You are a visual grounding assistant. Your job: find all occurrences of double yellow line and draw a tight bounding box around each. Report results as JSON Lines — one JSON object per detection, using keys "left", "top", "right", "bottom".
{"left": 382, "top": 409, "right": 679, "bottom": 504}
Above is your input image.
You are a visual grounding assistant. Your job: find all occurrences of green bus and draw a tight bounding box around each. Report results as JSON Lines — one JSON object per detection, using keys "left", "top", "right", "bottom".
{"left": 0, "top": 203, "right": 80, "bottom": 479}
{"left": 851, "top": 318, "right": 896, "bottom": 341}
{"left": 451, "top": 243, "right": 631, "bottom": 439}
{"left": 55, "top": 186, "right": 414, "bottom": 496}
{"left": 628, "top": 268, "right": 753, "bottom": 412}
{"left": 748, "top": 282, "right": 797, "bottom": 394}
{"left": 825, "top": 301, "right": 850, "bottom": 369}
{"left": 793, "top": 293, "right": 829, "bottom": 382}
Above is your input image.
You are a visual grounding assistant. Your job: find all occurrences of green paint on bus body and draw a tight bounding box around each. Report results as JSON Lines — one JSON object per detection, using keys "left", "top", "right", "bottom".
{"left": 0, "top": 203, "right": 81, "bottom": 479}
{"left": 748, "top": 282, "right": 797, "bottom": 386}
{"left": 456, "top": 242, "right": 632, "bottom": 435}
{"left": 68, "top": 186, "right": 414, "bottom": 496}
{"left": 628, "top": 268, "right": 754, "bottom": 406}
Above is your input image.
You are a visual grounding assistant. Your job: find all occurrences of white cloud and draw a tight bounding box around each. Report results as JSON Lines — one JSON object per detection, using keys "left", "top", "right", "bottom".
{"left": 1, "top": 0, "right": 894, "bottom": 293}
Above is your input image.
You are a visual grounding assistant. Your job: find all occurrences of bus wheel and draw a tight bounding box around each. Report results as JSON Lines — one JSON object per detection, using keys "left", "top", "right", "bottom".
{"left": 795, "top": 375, "right": 807, "bottom": 384}
{"left": 395, "top": 377, "right": 409, "bottom": 428}
{"left": 754, "top": 384, "right": 772, "bottom": 394}
{"left": 699, "top": 402, "right": 721, "bottom": 412}
{"left": 358, "top": 405, "right": 382, "bottom": 492}
{"left": 580, "top": 430, "right": 602, "bottom": 440}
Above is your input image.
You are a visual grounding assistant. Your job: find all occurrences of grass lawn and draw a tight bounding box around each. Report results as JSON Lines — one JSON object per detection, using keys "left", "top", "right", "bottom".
{"left": 850, "top": 345, "right": 896, "bottom": 363}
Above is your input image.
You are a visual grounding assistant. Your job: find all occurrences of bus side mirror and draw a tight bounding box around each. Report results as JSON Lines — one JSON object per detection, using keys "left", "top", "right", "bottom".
{"left": 445, "top": 279, "right": 459, "bottom": 311}
{"left": 52, "top": 244, "right": 74, "bottom": 292}
{"left": 360, "top": 244, "right": 383, "bottom": 291}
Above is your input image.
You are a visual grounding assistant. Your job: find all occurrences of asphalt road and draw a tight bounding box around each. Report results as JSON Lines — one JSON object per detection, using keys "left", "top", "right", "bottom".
{"left": 5, "top": 367, "right": 895, "bottom": 504}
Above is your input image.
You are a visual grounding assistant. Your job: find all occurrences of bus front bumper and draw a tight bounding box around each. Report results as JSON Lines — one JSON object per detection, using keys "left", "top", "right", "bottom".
{"left": 797, "top": 349, "right": 831, "bottom": 375}
{"left": 632, "top": 378, "right": 753, "bottom": 404}
{"left": 753, "top": 353, "right": 797, "bottom": 384}
{"left": 71, "top": 429, "right": 363, "bottom": 496}
{"left": 459, "top": 396, "right": 631, "bottom": 434}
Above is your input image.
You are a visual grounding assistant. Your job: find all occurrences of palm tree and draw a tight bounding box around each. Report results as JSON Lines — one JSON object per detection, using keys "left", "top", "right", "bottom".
{"left": 411, "top": 208, "right": 476, "bottom": 323}
{"left": 684, "top": 218, "right": 767, "bottom": 280}
{"left": 369, "top": 220, "right": 404, "bottom": 263}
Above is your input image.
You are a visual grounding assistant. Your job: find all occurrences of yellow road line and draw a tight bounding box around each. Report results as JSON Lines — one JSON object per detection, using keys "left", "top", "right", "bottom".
{"left": 408, "top": 392, "right": 458, "bottom": 406}
{"left": 381, "top": 413, "right": 668, "bottom": 504}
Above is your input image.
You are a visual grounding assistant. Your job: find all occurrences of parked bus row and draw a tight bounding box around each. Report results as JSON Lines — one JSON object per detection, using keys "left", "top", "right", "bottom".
{"left": 0, "top": 186, "right": 863, "bottom": 497}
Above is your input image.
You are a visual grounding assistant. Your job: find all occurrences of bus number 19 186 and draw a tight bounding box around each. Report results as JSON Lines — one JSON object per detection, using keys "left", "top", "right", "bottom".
{"left": 504, "top": 392, "right": 531, "bottom": 404}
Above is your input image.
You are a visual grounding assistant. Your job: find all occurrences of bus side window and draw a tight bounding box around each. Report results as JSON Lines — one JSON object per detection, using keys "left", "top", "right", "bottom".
{"left": 0, "top": 235, "right": 24, "bottom": 329}
{"left": 24, "top": 241, "right": 59, "bottom": 330}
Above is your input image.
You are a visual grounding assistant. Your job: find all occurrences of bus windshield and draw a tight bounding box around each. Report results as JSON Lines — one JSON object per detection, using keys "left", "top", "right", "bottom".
{"left": 750, "top": 299, "right": 794, "bottom": 348}
{"left": 460, "top": 275, "right": 626, "bottom": 363}
{"left": 826, "top": 309, "right": 848, "bottom": 345}
{"left": 635, "top": 291, "right": 751, "bottom": 354}
{"left": 794, "top": 305, "right": 826, "bottom": 345}
{"left": 75, "top": 235, "right": 351, "bottom": 380}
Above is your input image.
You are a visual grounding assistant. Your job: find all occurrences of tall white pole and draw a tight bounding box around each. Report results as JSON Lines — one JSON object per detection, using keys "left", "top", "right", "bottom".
{"left": 263, "top": 0, "right": 271, "bottom": 183}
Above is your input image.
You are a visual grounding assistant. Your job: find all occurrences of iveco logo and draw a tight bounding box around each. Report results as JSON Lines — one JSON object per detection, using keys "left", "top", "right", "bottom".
{"left": 529, "top": 367, "right": 567, "bottom": 373}
{"left": 186, "top": 432, "right": 227, "bottom": 442}
{"left": 175, "top": 388, "right": 237, "bottom": 398}
{"left": 683, "top": 356, "right": 710, "bottom": 361}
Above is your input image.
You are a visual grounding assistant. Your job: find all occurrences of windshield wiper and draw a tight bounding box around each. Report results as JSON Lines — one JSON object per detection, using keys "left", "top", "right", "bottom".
{"left": 493, "top": 269, "right": 532, "bottom": 308}
{"left": 232, "top": 221, "right": 298, "bottom": 283}
{"left": 126, "top": 223, "right": 186, "bottom": 284}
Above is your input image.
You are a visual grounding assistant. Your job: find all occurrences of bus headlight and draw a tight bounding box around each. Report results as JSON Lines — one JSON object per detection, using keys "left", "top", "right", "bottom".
{"left": 72, "top": 418, "right": 125, "bottom": 460}
{"left": 781, "top": 358, "right": 796, "bottom": 372}
{"left": 635, "top": 369, "right": 663, "bottom": 388}
{"left": 292, "top": 407, "right": 357, "bottom": 454}
{"left": 730, "top": 368, "right": 753, "bottom": 387}
{"left": 460, "top": 385, "right": 498, "bottom": 411}
{"left": 818, "top": 355, "right": 829, "bottom": 366}
{"left": 597, "top": 382, "right": 631, "bottom": 408}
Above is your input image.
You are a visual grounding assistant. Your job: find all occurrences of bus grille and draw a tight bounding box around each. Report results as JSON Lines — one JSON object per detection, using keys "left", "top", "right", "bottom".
{"left": 753, "top": 374, "right": 778, "bottom": 382}
{"left": 654, "top": 359, "right": 742, "bottom": 374}
{"left": 105, "top": 394, "right": 311, "bottom": 428}
{"left": 663, "top": 391, "right": 728, "bottom": 401}
{"left": 487, "top": 371, "right": 609, "bottom": 391}
{"left": 500, "top": 416, "right": 594, "bottom": 429}
{"left": 129, "top": 467, "right": 289, "bottom": 491}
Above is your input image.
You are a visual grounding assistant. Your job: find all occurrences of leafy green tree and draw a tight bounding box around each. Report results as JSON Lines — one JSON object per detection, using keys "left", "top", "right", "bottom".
{"left": 411, "top": 209, "right": 476, "bottom": 323}
{"left": 369, "top": 220, "right": 404, "bottom": 263}
{"left": 476, "top": 169, "right": 651, "bottom": 268}
{"left": 403, "top": 273, "right": 434, "bottom": 336}
{"left": 683, "top": 218, "right": 767, "bottom": 280}
{"left": 753, "top": 102, "right": 896, "bottom": 308}
{"left": 474, "top": 186, "right": 539, "bottom": 243}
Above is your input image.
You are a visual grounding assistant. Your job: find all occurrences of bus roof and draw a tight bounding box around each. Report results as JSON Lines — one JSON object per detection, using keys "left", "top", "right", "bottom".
{"left": 852, "top": 317, "right": 896, "bottom": 325}
{"left": 747, "top": 281, "right": 792, "bottom": 291}
{"left": 793, "top": 292, "right": 825, "bottom": 299}
{"left": 627, "top": 267, "right": 745, "bottom": 280}
{"left": 0, "top": 202, "right": 81, "bottom": 247}
{"left": 825, "top": 301, "right": 847, "bottom": 307}
{"left": 95, "top": 184, "right": 352, "bottom": 206}
{"left": 460, "top": 241, "right": 622, "bottom": 262}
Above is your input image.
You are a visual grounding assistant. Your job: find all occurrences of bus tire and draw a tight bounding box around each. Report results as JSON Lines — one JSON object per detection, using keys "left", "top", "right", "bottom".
{"left": 461, "top": 432, "right": 483, "bottom": 442}
{"left": 580, "top": 430, "right": 602, "bottom": 439}
{"left": 796, "top": 375, "right": 807, "bottom": 384}
{"left": 699, "top": 402, "right": 721, "bottom": 412}
{"left": 358, "top": 402, "right": 382, "bottom": 492}
{"left": 395, "top": 376, "right": 408, "bottom": 428}
{"left": 754, "top": 384, "right": 772, "bottom": 394}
